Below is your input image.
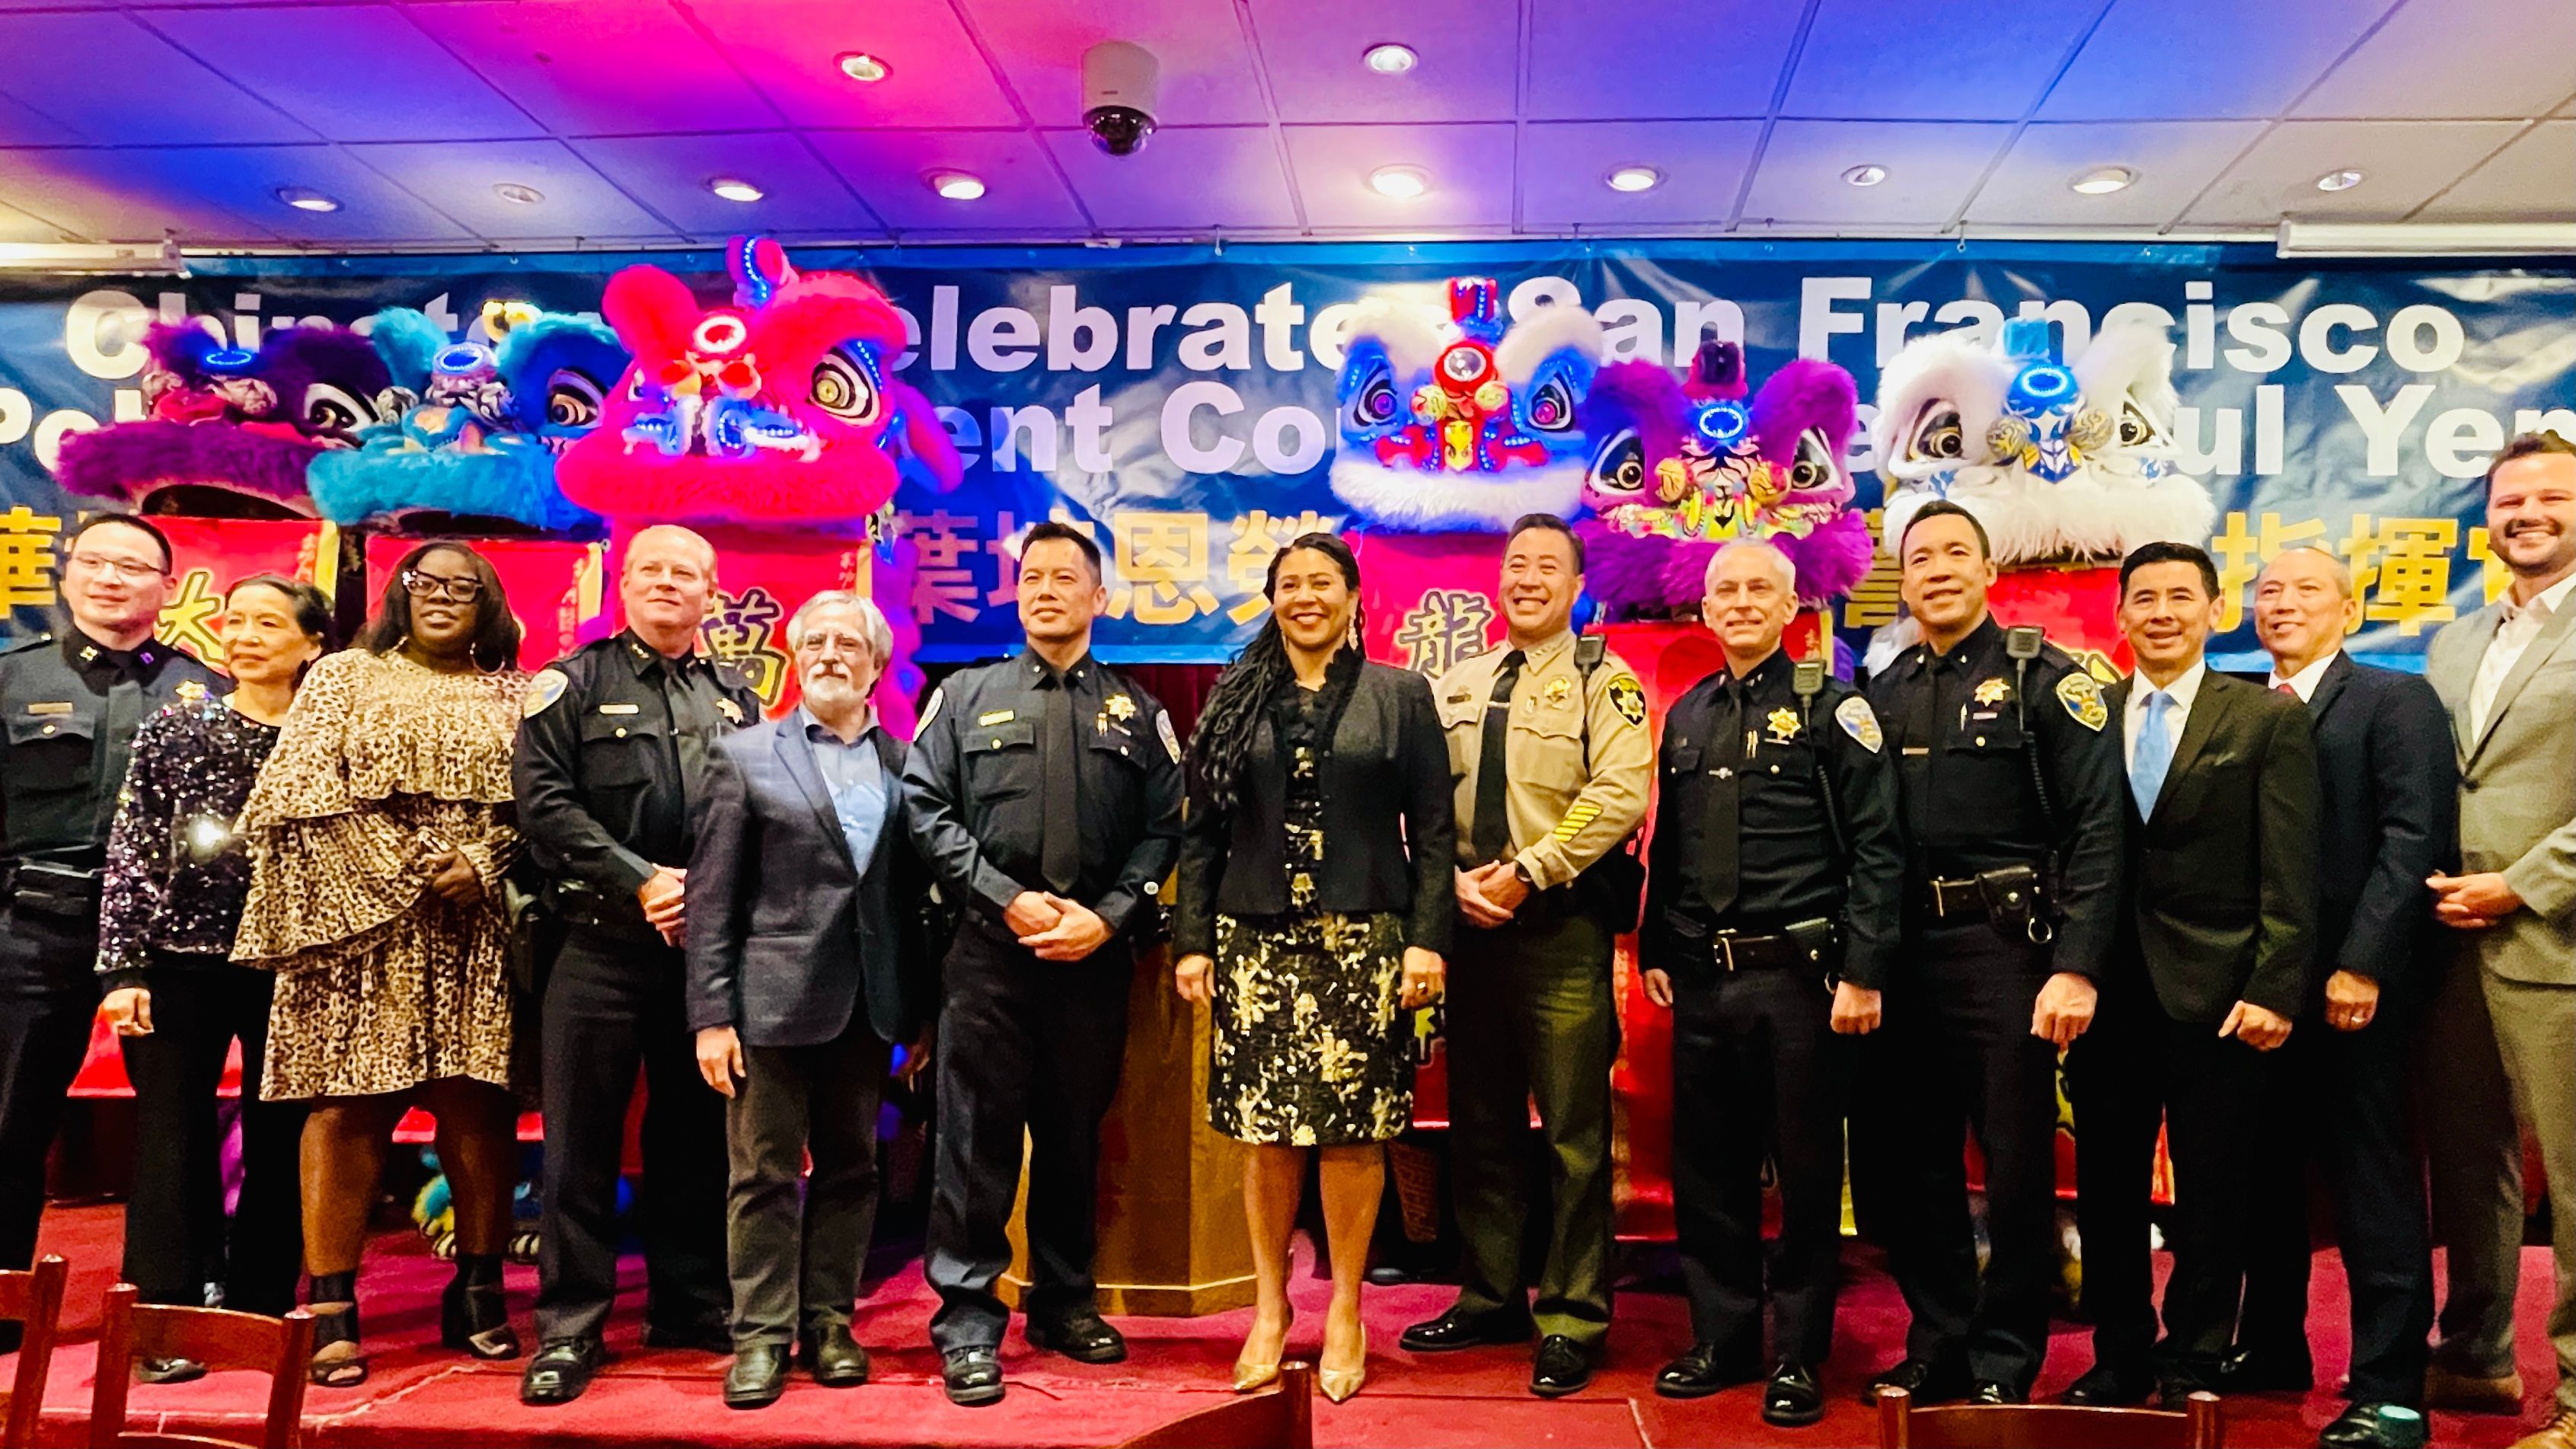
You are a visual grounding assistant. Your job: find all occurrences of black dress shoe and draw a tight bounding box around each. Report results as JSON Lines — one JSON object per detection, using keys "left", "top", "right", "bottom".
{"left": 1400, "top": 1307, "right": 1535, "bottom": 1354}
{"left": 1656, "top": 1343, "right": 1755, "bottom": 1400}
{"left": 1531, "top": 1336, "right": 1593, "bottom": 1398}
{"left": 1025, "top": 1309, "right": 1126, "bottom": 1364}
{"left": 2217, "top": 1344, "right": 2316, "bottom": 1393}
{"left": 1763, "top": 1362, "right": 1826, "bottom": 1428}
{"left": 519, "top": 1339, "right": 604, "bottom": 1406}
{"left": 137, "top": 1356, "right": 208, "bottom": 1385}
{"left": 723, "top": 1345, "right": 790, "bottom": 1409}
{"left": 798, "top": 1325, "right": 870, "bottom": 1387}
{"left": 943, "top": 1346, "right": 1005, "bottom": 1407}
{"left": 643, "top": 1317, "right": 733, "bottom": 1355}
{"left": 1859, "top": 1357, "right": 1971, "bottom": 1406}
{"left": 1971, "top": 1380, "right": 2024, "bottom": 1405}
{"left": 2062, "top": 1361, "right": 2156, "bottom": 1406}
{"left": 2318, "top": 1402, "right": 2429, "bottom": 1449}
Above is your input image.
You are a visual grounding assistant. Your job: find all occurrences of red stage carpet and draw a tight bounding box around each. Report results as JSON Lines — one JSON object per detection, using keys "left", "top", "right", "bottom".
{"left": 11, "top": 1202, "right": 2558, "bottom": 1447}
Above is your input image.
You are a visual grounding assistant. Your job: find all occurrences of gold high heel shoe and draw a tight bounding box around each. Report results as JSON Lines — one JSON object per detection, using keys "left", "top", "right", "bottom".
{"left": 1319, "top": 1325, "right": 1367, "bottom": 1403}
{"left": 1232, "top": 1308, "right": 1292, "bottom": 1393}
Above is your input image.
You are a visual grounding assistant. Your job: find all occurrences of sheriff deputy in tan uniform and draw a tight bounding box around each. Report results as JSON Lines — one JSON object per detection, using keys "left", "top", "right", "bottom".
{"left": 1399, "top": 512, "right": 1653, "bottom": 1399}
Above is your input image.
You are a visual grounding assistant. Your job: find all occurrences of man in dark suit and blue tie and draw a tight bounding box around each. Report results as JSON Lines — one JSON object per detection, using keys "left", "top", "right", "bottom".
{"left": 687, "top": 591, "right": 934, "bottom": 1410}
{"left": 2063, "top": 541, "right": 2320, "bottom": 1409}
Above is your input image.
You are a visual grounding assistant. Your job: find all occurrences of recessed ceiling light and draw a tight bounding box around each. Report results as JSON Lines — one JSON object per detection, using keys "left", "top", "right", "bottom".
{"left": 1369, "top": 164, "right": 1429, "bottom": 199}
{"left": 492, "top": 182, "right": 544, "bottom": 206}
{"left": 927, "top": 171, "right": 985, "bottom": 201}
{"left": 274, "top": 187, "right": 340, "bottom": 213}
{"left": 2316, "top": 168, "right": 2365, "bottom": 192}
{"left": 838, "top": 52, "right": 890, "bottom": 84}
{"left": 708, "top": 177, "right": 764, "bottom": 203}
{"left": 1605, "top": 164, "right": 1664, "bottom": 193}
{"left": 2069, "top": 164, "right": 2137, "bottom": 195}
{"left": 1361, "top": 43, "right": 1417, "bottom": 75}
{"left": 1841, "top": 164, "right": 1889, "bottom": 187}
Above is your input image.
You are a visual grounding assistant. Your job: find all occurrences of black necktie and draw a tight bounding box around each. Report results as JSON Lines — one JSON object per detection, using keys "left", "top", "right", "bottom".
{"left": 1470, "top": 649, "right": 1525, "bottom": 864}
{"left": 1040, "top": 672, "right": 1081, "bottom": 893}
{"left": 1700, "top": 678, "right": 1742, "bottom": 918}
{"left": 666, "top": 662, "right": 708, "bottom": 798}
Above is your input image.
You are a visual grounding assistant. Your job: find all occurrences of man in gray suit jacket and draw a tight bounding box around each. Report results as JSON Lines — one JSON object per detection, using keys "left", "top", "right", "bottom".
{"left": 2424, "top": 430, "right": 2576, "bottom": 1449}
{"left": 688, "top": 591, "right": 933, "bottom": 1411}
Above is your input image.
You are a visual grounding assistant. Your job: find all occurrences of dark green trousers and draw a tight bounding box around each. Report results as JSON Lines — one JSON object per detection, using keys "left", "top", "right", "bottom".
{"left": 1442, "top": 895, "right": 1617, "bottom": 1346}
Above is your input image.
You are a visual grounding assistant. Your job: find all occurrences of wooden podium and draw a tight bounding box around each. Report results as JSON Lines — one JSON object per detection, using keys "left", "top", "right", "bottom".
{"left": 999, "top": 941, "right": 1256, "bottom": 1316}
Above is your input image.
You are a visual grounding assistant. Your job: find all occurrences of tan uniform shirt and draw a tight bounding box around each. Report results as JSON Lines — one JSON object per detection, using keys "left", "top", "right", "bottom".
{"left": 1433, "top": 628, "right": 1653, "bottom": 891}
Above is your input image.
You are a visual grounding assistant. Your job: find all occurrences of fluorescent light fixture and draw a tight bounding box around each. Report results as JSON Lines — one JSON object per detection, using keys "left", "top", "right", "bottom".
{"left": 2069, "top": 165, "right": 2136, "bottom": 195}
{"left": 0, "top": 241, "right": 187, "bottom": 276}
{"left": 1606, "top": 164, "right": 1664, "bottom": 193}
{"left": 492, "top": 182, "right": 544, "bottom": 206}
{"left": 927, "top": 171, "right": 985, "bottom": 201}
{"left": 1362, "top": 43, "right": 1417, "bottom": 74}
{"left": 708, "top": 177, "right": 764, "bottom": 203}
{"left": 2315, "top": 168, "right": 2365, "bottom": 192}
{"left": 275, "top": 187, "right": 341, "bottom": 212}
{"left": 838, "top": 53, "right": 890, "bottom": 83}
{"left": 1842, "top": 163, "right": 1888, "bottom": 187}
{"left": 2278, "top": 221, "right": 2576, "bottom": 257}
{"left": 1369, "top": 164, "right": 1429, "bottom": 199}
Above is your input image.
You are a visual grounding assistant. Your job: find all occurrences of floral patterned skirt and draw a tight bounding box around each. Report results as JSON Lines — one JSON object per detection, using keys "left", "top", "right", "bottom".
{"left": 1208, "top": 910, "right": 1412, "bottom": 1147}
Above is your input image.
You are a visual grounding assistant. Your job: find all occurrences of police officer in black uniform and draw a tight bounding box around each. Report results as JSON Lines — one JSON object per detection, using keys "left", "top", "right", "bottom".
{"left": 1857, "top": 500, "right": 2124, "bottom": 1406}
{"left": 901, "top": 522, "right": 1184, "bottom": 1408}
{"left": 0, "top": 515, "right": 218, "bottom": 1319}
{"left": 1642, "top": 540, "right": 1904, "bottom": 1428}
{"left": 515, "top": 526, "right": 763, "bottom": 1406}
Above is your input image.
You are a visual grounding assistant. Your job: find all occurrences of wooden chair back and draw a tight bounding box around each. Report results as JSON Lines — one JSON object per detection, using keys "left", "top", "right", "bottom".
{"left": 88, "top": 1284, "right": 315, "bottom": 1449}
{"left": 1117, "top": 1361, "right": 1315, "bottom": 1449}
{"left": 0, "top": 1256, "right": 69, "bottom": 1449}
{"left": 1878, "top": 1387, "right": 2224, "bottom": 1449}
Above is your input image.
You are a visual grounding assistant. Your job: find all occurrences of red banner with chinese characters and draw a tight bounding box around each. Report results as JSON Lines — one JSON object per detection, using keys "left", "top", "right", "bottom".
{"left": 362, "top": 532, "right": 605, "bottom": 675}
{"left": 152, "top": 517, "right": 338, "bottom": 675}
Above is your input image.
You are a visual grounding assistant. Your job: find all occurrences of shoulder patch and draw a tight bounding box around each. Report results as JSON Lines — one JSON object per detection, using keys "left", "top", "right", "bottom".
{"left": 918, "top": 686, "right": 944, "bottom": 733}
{"left": 1834, "top": 694, "right": 1883, "bottom": 754}
{"left": 1606, "top": 673, "right": 1647, "bottom": 729}
{"left": 1157, "top": 708, "right": 1183, "bottom": 764}
{"left": 524, "top": 669, "right": 569, "bottom": 718}
{"left": 2055, "top": 672, "right": 2108, "bottom": 732}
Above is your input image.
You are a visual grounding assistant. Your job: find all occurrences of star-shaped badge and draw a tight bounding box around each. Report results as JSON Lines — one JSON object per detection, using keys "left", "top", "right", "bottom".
{"left": 1765, "top": 707, "right": 1802, "bottom": 743}
{"left": 1974, "top": 677, "right": 2009, "bottom": 707}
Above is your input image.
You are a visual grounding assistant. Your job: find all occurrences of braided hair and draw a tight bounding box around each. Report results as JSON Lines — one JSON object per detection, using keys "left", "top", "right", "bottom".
{"left": 1188, "top": 532, "right": 1367, "bottom": 815}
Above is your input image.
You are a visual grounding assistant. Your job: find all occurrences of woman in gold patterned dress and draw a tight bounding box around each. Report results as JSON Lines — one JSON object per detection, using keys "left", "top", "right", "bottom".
{"left": 1173, "top": 534, "right": 1454, "bottom": 1403}
{"left": 232, "top": 542, "right": 529, "bottom": 1386}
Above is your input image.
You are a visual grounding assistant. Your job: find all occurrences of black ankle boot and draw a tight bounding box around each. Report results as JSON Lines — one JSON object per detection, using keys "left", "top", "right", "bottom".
{"left": 441, "top": 1253, "right": 520, "bottom": 1361}
{"left": 305, "top": 1270, "right": 368, "bottom": 1387}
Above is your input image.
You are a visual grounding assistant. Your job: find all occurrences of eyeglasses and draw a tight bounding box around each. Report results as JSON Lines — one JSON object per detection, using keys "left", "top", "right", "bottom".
{"left": 401, "top": 569, "right": 484, "bottom": 603}
{"left": 793, "top": 629, "right": 876, "bottom": 659}
{"left": 66, "top": 554, "right": 164, "bottom": 582}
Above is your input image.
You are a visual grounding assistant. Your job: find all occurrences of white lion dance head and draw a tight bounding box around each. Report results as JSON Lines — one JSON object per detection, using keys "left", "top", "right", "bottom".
{"left": 1874, "top": 315, "right": 2214, "bottom": 567}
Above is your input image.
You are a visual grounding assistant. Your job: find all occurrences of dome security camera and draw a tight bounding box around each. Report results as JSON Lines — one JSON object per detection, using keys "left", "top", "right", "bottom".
{"left": 1081, "top": 40, "right": 1159, "bottom": 158}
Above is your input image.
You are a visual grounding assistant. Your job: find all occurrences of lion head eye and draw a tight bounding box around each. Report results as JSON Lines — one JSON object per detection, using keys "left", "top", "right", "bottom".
{"left": 545, "top": 370, "right": 605, "bottom": 429}
{"left": 811, "top": 347, "right": 882, "bottom": 424}
{"left": 1907, "top": 405, "right": 1966, "bottom": 462}
{"left": 1588, "top": 430, "right": 1646, "bottom": 498}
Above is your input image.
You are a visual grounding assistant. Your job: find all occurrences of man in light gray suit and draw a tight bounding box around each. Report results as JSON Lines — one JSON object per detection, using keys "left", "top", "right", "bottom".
{"left": 2424, "top": 429, "right": 2576, "bottom": 1449}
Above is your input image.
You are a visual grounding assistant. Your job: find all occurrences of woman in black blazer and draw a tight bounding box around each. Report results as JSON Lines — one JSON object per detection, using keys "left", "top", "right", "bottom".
{"left": 1173, "top": 532, "right": 1454, "bottom": 1405}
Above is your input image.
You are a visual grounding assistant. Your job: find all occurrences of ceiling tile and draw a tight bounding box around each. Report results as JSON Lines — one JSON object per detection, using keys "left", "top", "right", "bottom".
{"left": 1281, "top": 122, "right": 1515, "bottom": 230}
{"left": 1248, "top": 0, "right": 1515, "bottom": 123}
{"left": 1966, "top": 120, "right": 2264, "bottom": 225}
{"left": 1782, "top": 0, "right": 2102, "bottom": 121}
{"left": 690, "top": 0, "right": 1021, "bottom": 129}
{"left": 2037, "top": 0, "right": 2386, "bottom": 120}
{"left": 956, "top": 0, "right": 1268, "bottom": 128}
{"left": 0, "top": 11, "right": 315, "bottom": 145}
{"left": 1041, "top": 126, "right": 1296, "bottom": 231}
{"left": 808, "top": 129, "right": 1089, "bottom": 234}
{"left": 406, "top": 1, "right": 781, "bottom": 135}
{"left": 2182, "top": 119, "right": 2525, "bottom": 225}
{"left": 141, "top": 5, "right": 544, "bottom": 144}
{"left": 347, "top": 138, "right": 678, "bottom": 238}
{"left": 156, "top": 144, "right": 479, "bottom": 245}
{"left": 572, "top": 132, "right": 879, "bottom": 238}
{"left": 2296, "top": 0, "right": 2576, "bottom": 120}
{"left": 1518, "top": 120, "right": 1760, "bottom": 227}
{"left": 0, "top": 196, "right": 70, "bottom": 244}
{"left": 1526, "top": 0, "right": 1797, "bottom": 120}
{"left": 0, "top": 89, "right": 78, "bottom": 147}
{"left": 1740, "top": 120, "right": 2010, "bottom": 225}
{"left": 2415, "top": 120, "right": 2576, "bottom": 221}
{"left": 0, "top": 148, "right": 283, "bottom": 243}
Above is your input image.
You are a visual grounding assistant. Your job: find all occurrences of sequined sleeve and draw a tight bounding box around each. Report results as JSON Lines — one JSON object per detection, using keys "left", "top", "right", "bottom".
{"left": 94, "top": 704, "right": 185, "bottom": 988}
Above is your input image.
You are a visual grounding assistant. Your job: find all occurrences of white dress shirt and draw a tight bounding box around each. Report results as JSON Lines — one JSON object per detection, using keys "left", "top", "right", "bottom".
{"left": 2267, "top": 649, "right": 2340, "bottom": 703}
{"left": 2469, "top": 570, "right": 2576, "bottom": 741}
{"left": 2124, "top": 658, "right": 2207, "bottom": 771}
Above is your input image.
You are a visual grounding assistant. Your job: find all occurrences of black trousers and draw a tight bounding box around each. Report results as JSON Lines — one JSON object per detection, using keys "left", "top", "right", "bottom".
{"left": 2236, "top": 986, "right": 2433, "bottom": 1405}
{"left": 2065, "top": 981, "right": 2268, "bottom": 1377}
{"left": 0, "top": 905, "right": 97, "bottom": 1272}
{"left": 925, "top": 914, "right": 1131, "bottom": 1353}
{"left": 535, "top": 929, "right": 729, "bottom": 1344}
{"left": 726, "top": 1017, "right": 890, "bottom": 1348}
{"left": 117, "top": 957, "right": 305, "bottom": 1314}
{"left": 1444, "top": 899, "right": 1617, "bottom": 1346}
{"left": 1669, "top": 963, "right": 1848, "bottom": 1370}
{"left": 1875, "top": 920, "right": 2063, "bottom": 1390}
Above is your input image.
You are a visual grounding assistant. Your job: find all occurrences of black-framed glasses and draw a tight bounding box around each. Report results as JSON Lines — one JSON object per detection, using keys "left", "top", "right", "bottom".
{"left": 401, "top": 569, "right": 484, "bottom": 603}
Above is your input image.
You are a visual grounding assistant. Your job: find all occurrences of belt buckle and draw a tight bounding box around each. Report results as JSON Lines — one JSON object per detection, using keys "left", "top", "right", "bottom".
{"left": 1715, "top": 934, "right": 1737, "bottom": 973}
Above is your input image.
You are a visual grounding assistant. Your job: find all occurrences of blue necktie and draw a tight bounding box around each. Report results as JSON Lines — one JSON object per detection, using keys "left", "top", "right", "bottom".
{"left": 2130, "top": 689, "right": 2174, "bottom": 815}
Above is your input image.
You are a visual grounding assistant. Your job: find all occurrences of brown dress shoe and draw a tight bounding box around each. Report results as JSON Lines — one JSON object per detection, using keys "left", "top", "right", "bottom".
{"left": 2512, "top": 1409, "right": 2576, "bottom": 1449}
{"left": 2427, "top": 1363, "right": 2525, "bottom": 1414}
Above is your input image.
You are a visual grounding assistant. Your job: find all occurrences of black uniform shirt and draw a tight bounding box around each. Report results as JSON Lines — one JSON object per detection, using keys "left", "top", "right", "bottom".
{"left": 512, "top": 629, "right": 762, "bottom": 903}
{"left": 1, "top": 626, "right": 221, "bottom": 868}
{"left": 1643, "top": 649, "right": 1904, "bottom": 988}
{"left": 901, "top": 648, "right": 1185, "bottom": 937}
{"left": 1866, "top": 615, "right": 2126, "bottom": 979}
